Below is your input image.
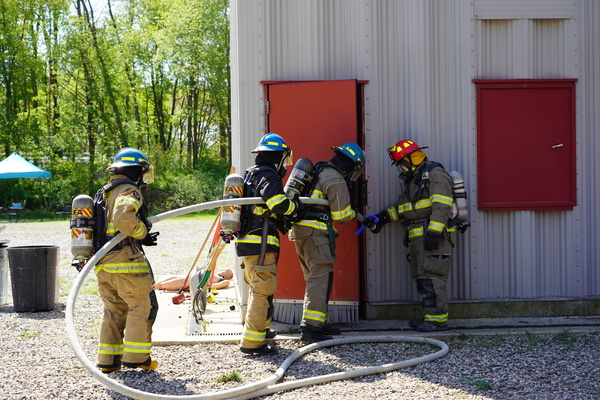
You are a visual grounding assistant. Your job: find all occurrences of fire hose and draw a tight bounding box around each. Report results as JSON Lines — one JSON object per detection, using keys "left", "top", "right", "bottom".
{"left": 66, "top": 197, "right": 449, "bottom": 400}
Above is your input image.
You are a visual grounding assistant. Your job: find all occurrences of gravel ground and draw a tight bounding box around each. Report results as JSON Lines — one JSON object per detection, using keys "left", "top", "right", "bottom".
{"left": 0, "top": 218, "right": 599, "bottom": 400}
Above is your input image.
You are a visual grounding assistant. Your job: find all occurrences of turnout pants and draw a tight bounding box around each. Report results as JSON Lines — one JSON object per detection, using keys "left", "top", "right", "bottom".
{"left": 294, "top": 235, "right": 336, "bottom": 328}
{"left": 409, "top": 236, "right": 452, "bottom": 324}
{"left": 240, "top": 253, "right": 278, "bottom": 349}
{"left": 96, "top": 270, "right": 158, "bottom": 366}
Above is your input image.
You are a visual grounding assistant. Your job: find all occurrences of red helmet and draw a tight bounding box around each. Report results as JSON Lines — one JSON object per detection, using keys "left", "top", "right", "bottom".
{"left": 386, "top": 140, "right": 428, "bottom": 165}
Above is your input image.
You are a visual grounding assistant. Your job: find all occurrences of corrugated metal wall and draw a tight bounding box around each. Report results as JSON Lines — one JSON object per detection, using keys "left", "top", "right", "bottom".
{"left": 230, "top": 0, "right": 600, "bottom": 308}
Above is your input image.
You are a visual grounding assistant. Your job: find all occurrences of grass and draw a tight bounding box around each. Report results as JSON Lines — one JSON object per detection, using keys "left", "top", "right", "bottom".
{"left": 3, "top": 208, "right": 219, "bottom": 223}
{"left": 449, "top": 333, "right": 470, "bottom": 349}
{"left": 80, "top": 278, "right": 99, "bottom": 295}
{"left": 471, "top": 335, "right": 507, "bottom": 347}
{"left": 278, "top": 326, "right": 301, "bottom": 334}
{"left": 555, "top": 329, "right": 577, "bottom": 344}
{"left": 18, "top": 331, "right": 41, "bottom": 339}
{"left": 470, "top": 380, "right": 492, "bottom": 390}
{"left": 524, "top": 331, "right": 546, "bottom": 345}
{"left": 202, "top": 318, "right": 210, "bottom": 332}
{"left": 61, "top": 277, "right": 98, "bottom": 296}
{"left": 165, "top": 211, "right": 219, "bottom": 221}
{"left": 215, "top": 369, "right": 243, "bottom": 383}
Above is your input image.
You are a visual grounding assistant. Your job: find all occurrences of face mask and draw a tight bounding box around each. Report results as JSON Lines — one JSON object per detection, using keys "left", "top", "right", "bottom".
{"left": 276, "top": 149, "right": 292, "bottom": 178}
{"left": 142, "top": 165, "right": 155, "bottom": 184}
{"left": 347, "top": 166, "right": 363, "bottom": 183}
{"left": 284, "top": 150, "right": 293, "bottom": 167}
{"left": 397, "top": 159, "right": 414, "bottom": 180}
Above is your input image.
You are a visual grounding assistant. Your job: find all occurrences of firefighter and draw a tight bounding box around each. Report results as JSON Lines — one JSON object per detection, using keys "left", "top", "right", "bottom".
{"left": 289, "top": 142, "right": 365, "bottom": 342}
{"left": 236, "top": 133, "right": 303, "bottom": 355}
{"left": 95, "top": 147, "right": 160, "bottom": 373}
{"left": 365, "top": 140, "right": 454, "bottom": 332}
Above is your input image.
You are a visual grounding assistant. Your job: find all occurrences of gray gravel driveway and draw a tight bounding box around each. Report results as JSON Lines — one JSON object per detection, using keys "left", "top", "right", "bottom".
{"left": 0, "top": 219, "right": 598, "bottom": 400}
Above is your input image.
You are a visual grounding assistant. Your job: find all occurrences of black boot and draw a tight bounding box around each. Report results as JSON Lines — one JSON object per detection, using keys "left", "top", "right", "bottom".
{"left": 265, "top": 328, "right": 276, "bottom": 339}
{"left": 322, "top": 324, "right": 342, "bottom": 335}
{"left": 240, "top": 343, "right": 278, "bottom": 355}
{"left": 98, "top": 355, "right": 121, "bottom": 373}
{"left": 409, "top": 318, "right": 424, "bottom": 330}
{"left": 300, "top": 324, "right": 334, "bottom": 343}
{"left": 416, "top": 321, "right": 448, "bottom": 332}
{"left": 123, "top": 357, "right": 159, "bottom": 370}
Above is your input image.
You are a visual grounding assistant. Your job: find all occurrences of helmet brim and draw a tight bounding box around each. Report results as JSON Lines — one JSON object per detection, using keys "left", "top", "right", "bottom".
{"left": 389, "top": 146, "right": 429, "bottom": 165}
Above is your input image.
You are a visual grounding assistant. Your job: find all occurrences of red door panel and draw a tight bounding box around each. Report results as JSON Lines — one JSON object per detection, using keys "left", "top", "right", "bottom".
{"left": 264, "top": 80, "right": 360, "bottom": 301}
{"left": 475, "top": 79, "right": 576, "bottom": 210}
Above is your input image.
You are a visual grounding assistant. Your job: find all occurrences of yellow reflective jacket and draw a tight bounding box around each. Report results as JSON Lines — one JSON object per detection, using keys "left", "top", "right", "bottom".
{"left": 96, "top": 174, "right": 150, "bottom": 274}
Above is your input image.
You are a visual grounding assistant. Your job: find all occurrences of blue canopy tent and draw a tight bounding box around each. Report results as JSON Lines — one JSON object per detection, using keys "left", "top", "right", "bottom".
{"left": 0, "top": 152, "right": 51, "bottom": 179}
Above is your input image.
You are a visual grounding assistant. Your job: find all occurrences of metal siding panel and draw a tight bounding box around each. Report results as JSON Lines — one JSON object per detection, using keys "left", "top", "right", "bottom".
{"left": 578, "top": 0, "right": 600, "bottom": 297}
{"left": 231, "top": 0, "right": 267, "bottom": 172}
{"left": 365, "top": 1, "right": 477, "bottom": 303}
{"left": 474, "top": 0, "right": 575, "bottom": 20}
{"left": 231, "top": 1, "right": 599, "bottom": 306}
{"left": 473, "top": 10, "right": 597, "bottom": 300}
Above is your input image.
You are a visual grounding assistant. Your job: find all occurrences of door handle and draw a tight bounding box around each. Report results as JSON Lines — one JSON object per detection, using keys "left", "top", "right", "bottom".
{"left": 551, "top": 143, "right": 564, "bottom": 149}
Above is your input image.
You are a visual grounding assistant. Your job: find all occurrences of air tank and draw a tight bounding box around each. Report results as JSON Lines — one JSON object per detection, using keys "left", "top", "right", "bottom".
{"left": 220, "top": 173, "right": 244, "bottom": 235}
{"left": 284, "top": 157, "right": 314, "bottom": 197}
{"left": 70, "top": 194, "right": 95, "bottom": 262}
{"left": 450, "top": 171, "right": 468, "bottom": 224}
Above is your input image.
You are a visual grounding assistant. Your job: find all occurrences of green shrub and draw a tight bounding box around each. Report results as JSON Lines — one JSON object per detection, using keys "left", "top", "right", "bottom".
{"left": 0, "top": 153, "right": 228, "bottom": 217}
{"left": 149, "top": 156, "right": 228, "bottom": 214}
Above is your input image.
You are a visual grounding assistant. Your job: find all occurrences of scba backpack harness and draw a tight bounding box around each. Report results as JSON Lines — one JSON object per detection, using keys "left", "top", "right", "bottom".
{"left": 408, "top": 162, "right": 470, "bottom": 233}
{"left": 70, "top": 178, "right": 144, "bottom": 272}
{"left": 93, "top": 178, "right": 141, "bottom": 252}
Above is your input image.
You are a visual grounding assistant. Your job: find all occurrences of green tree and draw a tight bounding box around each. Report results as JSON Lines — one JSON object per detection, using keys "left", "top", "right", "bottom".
{"left": 0, "top": 0, "right": 231, "bottom": 212}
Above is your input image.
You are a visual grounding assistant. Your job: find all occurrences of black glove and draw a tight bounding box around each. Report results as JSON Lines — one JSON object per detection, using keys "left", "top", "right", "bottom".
{"left": 369, "top": 211, "right": 390, "bottom": 234}
{"left": 219, "top": 230, "right": 235, "bottom": 244}
{"left": 362, "top": 215, "right": 377, "bottom": 229}
{"left": 370, "top": 222, "right": 383, "bottom": 234}
{"left": 139, "top": 205, "right": 152, "bottom": 230}
{"left": 273, "top": 215, "right": 293, "bottom": 234}
{"left": 423, "top": 232, "right": 439, "bottom": 250}
{"left": 140, "top": 231, "right": 159, "bottom": 246}
{"left": 291, "top": 194, "right": 306, "bottom": 221}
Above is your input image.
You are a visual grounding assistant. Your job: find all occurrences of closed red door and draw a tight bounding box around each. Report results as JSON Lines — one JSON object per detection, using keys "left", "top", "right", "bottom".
{"left": 475, "top": 79, "right": 576, "bottom": 210}
{"left": 263, "top": 79, "right": 362, "bottom": 302}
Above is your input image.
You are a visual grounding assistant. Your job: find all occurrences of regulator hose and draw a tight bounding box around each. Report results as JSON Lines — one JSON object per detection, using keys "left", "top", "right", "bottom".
{"left": 66, "top": 197, "right": 449, "bottom": 400}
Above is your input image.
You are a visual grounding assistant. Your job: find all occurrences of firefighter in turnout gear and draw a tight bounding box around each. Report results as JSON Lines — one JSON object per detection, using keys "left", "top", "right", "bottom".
{"left": 365, "top": 140, "right": 454, "bottom": 332}
{"left": 236, "top": 133, "right": 302, "bottom": 355}
{"left": 95, "top": 148, "right": 160, "bottom": 373}
{"left": 290, "top": 142, "right": 365, "bottom": 342}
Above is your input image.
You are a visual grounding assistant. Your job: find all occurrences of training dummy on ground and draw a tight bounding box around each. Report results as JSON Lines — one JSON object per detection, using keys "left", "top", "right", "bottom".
{"left": 154, "top": 268, "right": 233, "bottom": 291}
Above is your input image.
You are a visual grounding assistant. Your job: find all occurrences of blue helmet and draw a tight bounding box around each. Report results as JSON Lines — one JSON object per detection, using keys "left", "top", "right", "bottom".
{"left": 252, "top": 133, "right": 292, "bottom": 176}
{"left": 109, "top": 147, "right": 150, "bottom": 171}
{"left": 252, "top": 133, "right": 290, "bottom": 153}
{"left": 108, "top": 147, "right": 154, "bottom": 184}
{"left": 332, "top": 142, "right": 365, "bottom": 182}
{"left": 332, "top": 142, "right": 365, "bottom": 167}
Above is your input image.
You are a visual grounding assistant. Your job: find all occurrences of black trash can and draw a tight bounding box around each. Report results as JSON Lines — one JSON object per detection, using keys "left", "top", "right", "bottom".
{"left": 8, "top": 245, "right": 60, "bottom": 312}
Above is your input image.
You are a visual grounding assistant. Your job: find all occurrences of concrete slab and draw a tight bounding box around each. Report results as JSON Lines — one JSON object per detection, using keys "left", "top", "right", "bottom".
{"left": 153, "top": 287, "right": 600, "bottom": 346}
{"left": 153, "top": 284, "right": 245, "bottom": 345}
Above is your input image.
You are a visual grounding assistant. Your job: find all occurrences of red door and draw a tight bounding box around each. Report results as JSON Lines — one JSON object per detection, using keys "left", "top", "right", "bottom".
{"left": 263, "top": 79, "right": 362, "bottom": 302}
{"left": 475, "top": 79, "right": 577, "bottom": 210}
